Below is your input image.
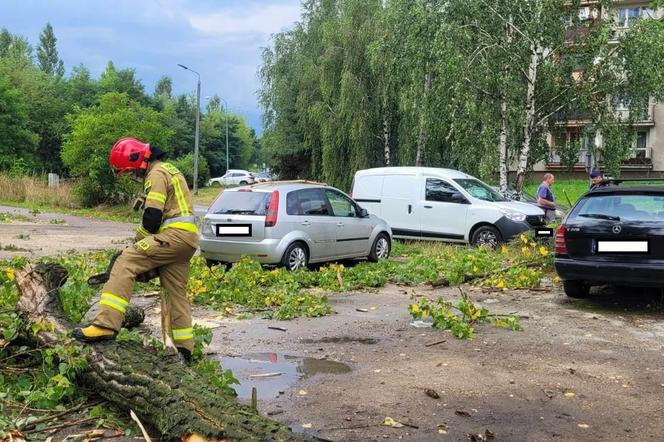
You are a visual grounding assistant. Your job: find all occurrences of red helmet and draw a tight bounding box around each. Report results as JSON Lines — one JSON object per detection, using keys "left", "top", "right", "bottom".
{"left": 109, "top": 137, "right": 151, "bottom": 176}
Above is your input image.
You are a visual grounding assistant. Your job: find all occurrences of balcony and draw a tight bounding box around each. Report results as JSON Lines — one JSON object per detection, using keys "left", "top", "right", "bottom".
{"left": 614, "top": 106, "right": 654, "bottom": 125}
{"left": 555, "top": 107, "right": 593, "bottom": 126}
{"left": 545, "top": 147, "right": 653, "bottom": 171}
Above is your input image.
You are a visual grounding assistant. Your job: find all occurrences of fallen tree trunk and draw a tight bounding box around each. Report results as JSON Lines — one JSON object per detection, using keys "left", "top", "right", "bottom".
{"left": 431, "top": 261, "right": 542, "bottom": 288}
{"left": 15, "top": 262, "right": 315, "bottom": 442}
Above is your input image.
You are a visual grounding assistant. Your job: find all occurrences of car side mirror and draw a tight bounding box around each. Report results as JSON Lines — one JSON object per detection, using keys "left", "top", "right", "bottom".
{"left": 359, "top": 208, "right": 369, "bottom": 218}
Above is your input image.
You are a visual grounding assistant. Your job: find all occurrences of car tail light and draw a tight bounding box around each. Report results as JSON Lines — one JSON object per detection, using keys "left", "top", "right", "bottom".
{"left": 555, "top": 225, "right": 568, "bottom": 254}
{"left": 265, "top": 190, "right": 279, "bottom": 227}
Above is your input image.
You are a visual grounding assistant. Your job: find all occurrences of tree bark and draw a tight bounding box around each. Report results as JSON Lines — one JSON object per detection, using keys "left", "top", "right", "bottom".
{"left": 515, "top": 44, "right": 541, "bottom": 193}
{"left": 498, "top": 98, "right": 509, "bottom": 193}
{"left": 383, "top": 98, "right": 391, "bottom": 166}
{"left": 15, "top": 262, "right": 315, "bottom": 442}
{"left": 415, "top": 71, "right": 432, "bottom": 167}
{"left": 499, "top": 16, "right": 513, "bottom": 193}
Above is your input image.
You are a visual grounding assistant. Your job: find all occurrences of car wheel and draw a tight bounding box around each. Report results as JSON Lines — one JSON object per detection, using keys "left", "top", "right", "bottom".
{"left": 563, "top": 280, "right": 590, "bottom": 298}
{"left": 282, "top": 242, "right": 308, "bottom": 271}
{"left": 471, "top": 225, "right": 501, "bottom": 248}
{"left": 368, "top": 233, "right": 391, "bottom": 262}
{"left": 213, "top": 181, "right": 222, "bottom": 187}
{"left": 239, "top": 180, "right": 248, "bottom": 186}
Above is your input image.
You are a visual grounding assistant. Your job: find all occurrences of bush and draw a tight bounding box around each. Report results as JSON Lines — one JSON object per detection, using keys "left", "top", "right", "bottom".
{"left": 171, "top": 153, "right": 210, "bottom": 188}
{"left": 61, "top": 92, "right": 173, "bottom": 207}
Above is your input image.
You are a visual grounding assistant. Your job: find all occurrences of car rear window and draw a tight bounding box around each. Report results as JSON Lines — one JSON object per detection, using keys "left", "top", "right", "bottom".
{"left": 569, "top": 193, "right": 664, "bottom": 221}
{"left": 209, "top": 191, "right": 270, "bottom": 215}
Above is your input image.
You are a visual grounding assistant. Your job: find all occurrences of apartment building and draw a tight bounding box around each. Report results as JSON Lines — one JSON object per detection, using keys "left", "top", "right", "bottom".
{"left": 534, "top": 0, "right": 664, "bottom": 177}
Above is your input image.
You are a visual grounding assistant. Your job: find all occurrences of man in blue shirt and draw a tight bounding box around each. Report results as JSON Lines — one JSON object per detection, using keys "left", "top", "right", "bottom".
{"left": 537, "top": 173, "right": 556, "bottom": 222}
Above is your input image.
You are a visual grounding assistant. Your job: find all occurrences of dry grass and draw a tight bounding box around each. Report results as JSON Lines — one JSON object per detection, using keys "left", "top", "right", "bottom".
{"left": 0, "top": 174, "right": 78, "bottom": 208}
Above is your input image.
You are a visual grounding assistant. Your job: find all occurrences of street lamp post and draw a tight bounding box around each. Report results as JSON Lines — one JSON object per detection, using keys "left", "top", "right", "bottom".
{"left": 177, "top": 63, "right": 201, "bottom": 195}
{"left": 219, "top": 97, "right": 229, "bottom": 173}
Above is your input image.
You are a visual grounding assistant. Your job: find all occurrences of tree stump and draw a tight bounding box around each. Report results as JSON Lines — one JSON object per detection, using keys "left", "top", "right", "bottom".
{"left": 15, "top": 262, "right": 316, "bottom": 441}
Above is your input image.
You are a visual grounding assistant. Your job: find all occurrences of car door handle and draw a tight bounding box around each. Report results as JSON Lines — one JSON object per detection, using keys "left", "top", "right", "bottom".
{"left": 424, "top": 205, "right": 433, "bottom": 209}
{"left": 408, "top": 204, "right": 412, "bottom": 214}
{"left": 337, "top": 222, "right": 344, "bottom": 227}
{"left": 301, "top": 221, "right": 311, "bottom": 226}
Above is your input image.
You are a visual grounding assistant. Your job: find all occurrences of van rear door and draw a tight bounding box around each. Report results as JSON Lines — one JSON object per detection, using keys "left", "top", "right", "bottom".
{"left": 352, "top": 173, "right": 384, "bottom": 216}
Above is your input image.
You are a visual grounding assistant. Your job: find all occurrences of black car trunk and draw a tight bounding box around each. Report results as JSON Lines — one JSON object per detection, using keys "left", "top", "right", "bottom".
{"left": 565, "top": 220, "right": 664, "bottom": 261}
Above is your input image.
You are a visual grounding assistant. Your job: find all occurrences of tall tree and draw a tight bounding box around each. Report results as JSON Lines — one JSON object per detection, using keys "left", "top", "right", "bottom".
{"left": 0, "top": 77, "right": 38, "bottom": 170}
{"left": 99, "top": 61, "right": 146, "bottom": 103}
{"left": 154, "top": 75, "right": 173, "bottom": 98}
{"left": 36, "top": 23, "right": 64, "bottom": 77}
{"left": 66, "top": 64, "right": 98, "bottom": 109}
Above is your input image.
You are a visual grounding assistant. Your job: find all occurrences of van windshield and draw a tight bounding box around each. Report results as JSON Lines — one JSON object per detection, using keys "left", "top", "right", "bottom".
{"left": 454, "top": 179, "right": 507, "bottom": 202}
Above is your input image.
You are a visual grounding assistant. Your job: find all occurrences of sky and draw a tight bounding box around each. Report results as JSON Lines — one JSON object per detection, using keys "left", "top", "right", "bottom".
{"left": 0, "top": 0, "right": 304, "bottom": 134}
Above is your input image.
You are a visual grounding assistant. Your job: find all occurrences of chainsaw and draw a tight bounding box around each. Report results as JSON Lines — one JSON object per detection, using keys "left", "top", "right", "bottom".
{"left": 87, "top": 252, "right": 160, "bottom": 285}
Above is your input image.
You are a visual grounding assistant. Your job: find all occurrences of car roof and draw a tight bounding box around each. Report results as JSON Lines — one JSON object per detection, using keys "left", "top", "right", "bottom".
{"left": 226, "top": 181, "right": 333, "bottom": 193}
{"left": 355, "top": 167, "right": 472, "bottom": 179}
{"left": 587, "top": 185, "right": 664, "bottom": 195}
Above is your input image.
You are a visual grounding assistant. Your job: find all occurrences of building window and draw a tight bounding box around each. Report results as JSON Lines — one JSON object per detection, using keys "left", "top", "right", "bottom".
{"left": 634, "top": 131, "right": 648, "bottom": 160}
{"left": 613, "top": 95, "right": 630, "bottom": 111}
{"left": 617, "top": 7, "right": 654, "bottom": 28}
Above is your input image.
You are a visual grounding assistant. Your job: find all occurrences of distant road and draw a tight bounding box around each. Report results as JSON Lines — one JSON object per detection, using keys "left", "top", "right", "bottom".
{"left": 0, "top": 205, "right": 134, "bottom": 259}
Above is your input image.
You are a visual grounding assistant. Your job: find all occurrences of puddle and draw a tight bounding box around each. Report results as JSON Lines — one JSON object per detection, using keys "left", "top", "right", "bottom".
{"left": 220, "top": 353, "right": 351, "bottom": 400}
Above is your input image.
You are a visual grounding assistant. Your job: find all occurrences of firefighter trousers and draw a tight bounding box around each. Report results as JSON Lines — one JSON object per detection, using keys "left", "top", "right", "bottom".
{"left": 93, "top": 228, "right": 198, "bottom": 352}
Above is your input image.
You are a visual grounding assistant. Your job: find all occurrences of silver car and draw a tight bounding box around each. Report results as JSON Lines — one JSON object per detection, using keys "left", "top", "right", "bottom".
{"left": 200, "top": 182, "right": 393, "bottom": 270}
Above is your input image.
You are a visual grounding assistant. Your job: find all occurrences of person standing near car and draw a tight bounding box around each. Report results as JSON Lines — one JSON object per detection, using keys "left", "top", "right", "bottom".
{"left": 589, "top": 170, "right": 606, "bottom": 191}
{"left": 73, "top": 137, "right": 199, "bottom": 362}
{"left": 537, "top": 173, "right": 556, "bottom": 222}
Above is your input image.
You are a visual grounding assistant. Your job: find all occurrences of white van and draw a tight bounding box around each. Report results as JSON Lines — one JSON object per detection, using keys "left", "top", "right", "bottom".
{"left": 351, "top": 167, "right": 545, "bottom": 247}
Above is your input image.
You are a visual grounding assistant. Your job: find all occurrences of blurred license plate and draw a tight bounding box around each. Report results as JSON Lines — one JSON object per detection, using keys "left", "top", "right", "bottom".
{"left": 596, "top": 240, "right": 648, "bottom": 253}
{"left": 216, "top": 224, "right": 251, "bottom": 236}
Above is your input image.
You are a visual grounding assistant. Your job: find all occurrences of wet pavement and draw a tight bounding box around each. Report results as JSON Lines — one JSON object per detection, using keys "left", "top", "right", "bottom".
{"left": 220, "top": 352, "right": 351, "bottom": 400}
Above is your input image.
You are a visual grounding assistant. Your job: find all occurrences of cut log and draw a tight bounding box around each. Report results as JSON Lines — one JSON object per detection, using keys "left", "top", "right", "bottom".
{"left": 15, "top": 262, "right": 316, "bottom": 442}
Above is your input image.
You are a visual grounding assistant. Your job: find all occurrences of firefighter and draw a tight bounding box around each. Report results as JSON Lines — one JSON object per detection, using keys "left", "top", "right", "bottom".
{"left": 73, "top": 137, "right": 199, "bottom": 361}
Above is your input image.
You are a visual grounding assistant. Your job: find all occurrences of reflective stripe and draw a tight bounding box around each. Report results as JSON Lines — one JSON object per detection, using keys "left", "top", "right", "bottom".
{"left": 160, "top": 215, "right": 198, "bottom": 234}
{"left": 136, "top": 225, "right": 149, "bottom": 237}
{"left": 136, "top": 240, "right": 150, "bottom": 251}
{"left": 172, "top": 327, "right": 193, "bottom": 340}
{"left": 161, "top": 163, "right": 180, "bottom": 175}
{"left": 146, "top": 191, "right": 166, "bottom": 204}
{"left": 100, "top": 293, "right": 128, "bottom": 314}
{"left": 171, "top": 177, "right": 191, "bottom": 216}
{"left": 160, "top": 221, "right": 199, "bottom": 234}
{"left": 161, "top": 216, "right": 196, "bottom": 227}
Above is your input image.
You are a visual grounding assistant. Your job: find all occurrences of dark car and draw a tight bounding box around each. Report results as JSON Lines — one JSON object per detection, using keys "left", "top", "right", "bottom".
{"left": 554, "top": 184, "right": 664, "bottom": 298}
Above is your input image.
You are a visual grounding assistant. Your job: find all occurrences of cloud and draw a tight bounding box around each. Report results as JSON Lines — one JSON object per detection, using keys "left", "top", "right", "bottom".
{"left": 188, "top": 3, "right": 300, "bottom": 37}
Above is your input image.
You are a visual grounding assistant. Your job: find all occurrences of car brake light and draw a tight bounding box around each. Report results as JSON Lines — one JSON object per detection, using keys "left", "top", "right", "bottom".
{"left": 555, "top": 225, "right": 568, "bottom": 254}
{"left": 265, "top": 190, "right": 279, "bottom": 227}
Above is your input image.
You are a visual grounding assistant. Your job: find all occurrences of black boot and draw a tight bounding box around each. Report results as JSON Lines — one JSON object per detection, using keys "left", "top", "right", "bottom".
{"left": 177, "top": 347, "right": 192, "bottom": 363}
